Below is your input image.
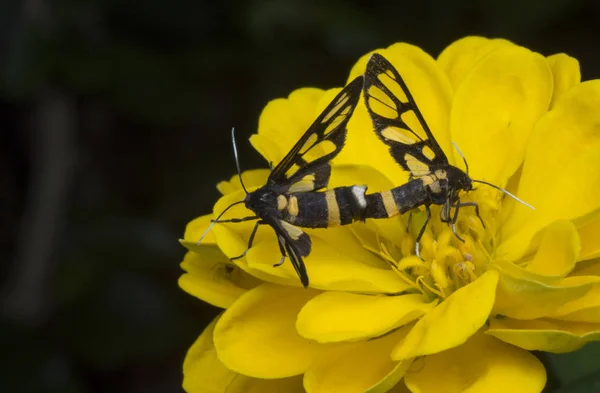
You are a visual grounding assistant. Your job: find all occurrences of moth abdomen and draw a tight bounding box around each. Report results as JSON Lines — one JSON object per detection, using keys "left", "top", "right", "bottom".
{"left": 283, "top": 185, "right": 367, "bottom": 228}
{"left": 364, "top": 180, "right": 429, "bottom": 219}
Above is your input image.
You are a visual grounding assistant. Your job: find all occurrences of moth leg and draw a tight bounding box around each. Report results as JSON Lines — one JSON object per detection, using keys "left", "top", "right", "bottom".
{"left": 439, "top": 197, "right": 452, "bottom": 223}
{"left": 450, "top": 199, "right": 466, "bottom": 243}
{"left": 405, "top": 212, "right": 412, "bottom": 233}
{"left": 415, "top": 205, "right": 431, "bottom": 258}
{"left": 273, "top": 236, "right": 287, "bottom": 267}
{"left": 456, "top": 201, "right": 485, "bottom": 229}
{"left": 230, "top": 220, "right": 264, "bottom": 260}
{"left": 212, "top": 215, "right": 258, "bottom": 223}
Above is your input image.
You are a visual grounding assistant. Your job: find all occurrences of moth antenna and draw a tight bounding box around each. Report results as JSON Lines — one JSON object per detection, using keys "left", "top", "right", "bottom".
{"left": 471, "top": 180, "right": 535, "bottom": 210}
{"left": 451, "top": 142, "right": 469, "bottom": 175}
{"left": 231, "top": 127, "right": 249, "bottom": 194}
{"left": 197, "top": 200, "right": 245, "bottom": 245}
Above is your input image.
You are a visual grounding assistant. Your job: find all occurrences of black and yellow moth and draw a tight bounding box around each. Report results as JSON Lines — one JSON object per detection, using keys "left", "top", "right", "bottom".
{"left": 201, "top": 76, "right": 367, "bottom": 287}
{"left": 362, "top": 53, "right": 533, "bottom": 254}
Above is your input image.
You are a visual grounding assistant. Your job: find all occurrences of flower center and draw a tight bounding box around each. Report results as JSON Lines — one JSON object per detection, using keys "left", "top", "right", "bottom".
{"left": 369, "top": 189, "right": 503, "bottom": 300}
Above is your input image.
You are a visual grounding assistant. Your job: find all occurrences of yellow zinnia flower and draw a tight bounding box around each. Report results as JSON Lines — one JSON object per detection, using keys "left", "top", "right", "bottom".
{"left": 179, "top": 36, "right": 600, "bottom": 393}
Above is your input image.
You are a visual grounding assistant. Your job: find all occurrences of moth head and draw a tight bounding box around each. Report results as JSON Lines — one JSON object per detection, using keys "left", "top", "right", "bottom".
{"left": 244, "top": 187, "right": 278, "bottom": 211}
{"left": 446, "top": 165, "right": 473, "bottom": 193}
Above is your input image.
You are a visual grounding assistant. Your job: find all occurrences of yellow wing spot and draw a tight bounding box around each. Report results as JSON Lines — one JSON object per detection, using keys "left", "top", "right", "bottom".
{"left": 377, "top": 71, "right": 408, "bottom": 102}
{"left": 315, "top": 140, "right": 337, "bottom": 156}
{"left": 325, "top": 190, "right": 341, "bottom": 226}
{"left": 287, "top": 195, "right": 299, "bottom": 217}
{"left": 382, "top": 127, "right": 419, "bottom": 145}
{"left": 299, "top": 133, "right": 318, "bottom": 155}
{"left": 277, "top": 195, "right": 287, "bottom": 210}
{"left": 285, "top": 163, "right": 302, "bottom": 178}
{"left": 321, "top": 93, "right": 350, "bottom": 123}
{"left": 434, "top": 169, "right": 447, "bottom": 180}
{"left": 421, "top": 176, "right": 442, "bottom": 194}
{"left": 367, "top": 86, "right": 397, "bottom": 119}
{"left": 422, "top": 146, "right": 436, "bottom": 161}
{"left": 405, "top": 154, "right": 431, "bottom": 176}
{"left": 381, "top": 190, "right": 399, "bottom": 217}
{"left": 280, "top": 220, "right": 304, "bottom": 240}
{"left": 288, "top": 175, "right": 316, "bottom": 193}
{"left": 323, "top": 115, "right": 346, "bottom": 135}
{"left": 400, "top": 110, "right": 428, "bottom": 141}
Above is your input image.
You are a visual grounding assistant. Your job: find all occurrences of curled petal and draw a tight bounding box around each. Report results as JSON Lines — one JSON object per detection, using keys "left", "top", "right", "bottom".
{"left": 297, "top": 292, "right": 436, "bottom": 342}
{"left": 578, "top": 210, "right": 600, "bottom": 261}
{"left": 391, "top": 270, "right": 499, "bottom": 360}
{"left": 226, "top": 375, "right": 305, "bottom": 393}
{"left": 493, "top": 261, "right": 600, "bottom": 320}
{"left": 547, "top": 53, "right": 581, "bottom": 109}
{"left": 183, "top": 315, "right": 237, "bottom": 393}
{"left": 450, "top": 45, "right": 553, "bottom": 186}
{"left": 437, "top": 36, "right": 514, "bottom": 89}
{"left": 405, "top": 332, "right": 546, "bottom": 393}
{"left": 214, "top": 284, "right": 322, "bottom": 378}
{"left": 487, "top": 317, "right": 600, "bottom": 353}
{"left": 179, "top": 248, "right": 259, "bottom": 308}
{"left": 546, "top": 280, "right": 600, "bottom": 323}
{"left": 304, "top": 327, "right": 412, "bottom": 393}
{"left": 523, "top": 220, "right": 580, "bottom": 279}
{"left": 183, "top": 314, "right": 305, "bottom": 393}
{"left": 500, "top": 80, "right": 600, "bottom": 260}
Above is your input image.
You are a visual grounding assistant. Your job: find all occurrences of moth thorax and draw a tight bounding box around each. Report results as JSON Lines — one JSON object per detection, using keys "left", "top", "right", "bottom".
{"left": 245, "top": 188, "right": 279, "bottom": 211}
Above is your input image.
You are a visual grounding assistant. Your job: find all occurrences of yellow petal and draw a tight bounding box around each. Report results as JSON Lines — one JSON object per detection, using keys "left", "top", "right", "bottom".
{"left": 183, "top": 315, "right": 306, "bottom": 393}
{"left": 487, "top": 317, "right": 600, "bottom": 353}
{"left": 216, "top": 169, "right": 270, "bottom": 195}
{"left": 450, "top": 45, "right": 553, "bottom": 186}
{"left": 405, "top": 332, "right": 546, "bottom": 393}
{"left": 246, "top": 233, "right": 411, "bottom": 292}
{"left": 226, "top": 375, "right": 305, "bottom": 393}
{"left": 251, "top": 87, "right": 326, "bottom": 166}
{"left": 297, "top": 292, "right": 436, "bottom": 342}
{"left": 329, "top": 164, "right": 394, "bottom": 193}
{"left": 493, "top": 261, "right": 600, "bottom": 319}
{"left": 546, "top": 281, "right": 600, "bottom": 323}
{"left": 500, "top": 80, "right": 600, "bottom": 259}
{"left": 524, "top": 220, "right": 580, "bottom": 279}
{"left": 183, "top": 315, "right": 237, "bottom": 393}
{"left": 391, "top": 270, "right": 499, "bottom": 360}
{"left": 182, "top": 214, "right": 216, "bottom": 247}
{"left": 572, "top": 258, "right": 600, "bottom": 276}
{"left": 209, "top": 190, "right": 270, "bottom": 258}
{"left": 178, "top": 248, "right": 259, "bottom": 308}
{"left": 304, "top": 327, "right": 412, "bottom": 393}
{"left": 437, "top": 36, "right": 514, "bottom": 89}
{"left": 578, "top": 209, "right": 600, "bottom": 261}
{"left": 547, "top": 53, "right": 581, "bottom": 109}
{"left": 214, "top": 283, "right": 322, "bottom": 378}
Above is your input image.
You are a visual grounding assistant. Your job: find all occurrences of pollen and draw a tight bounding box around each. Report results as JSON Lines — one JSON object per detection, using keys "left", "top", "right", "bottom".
{"left": 370, "top": 191, "right": 499, "bottom": 300}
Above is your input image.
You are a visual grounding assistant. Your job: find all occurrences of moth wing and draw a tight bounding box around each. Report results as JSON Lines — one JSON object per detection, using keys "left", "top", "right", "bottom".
{"left": 267, "top": 75, "right": 363, "bottom": 192}
{"left": 363, "top": 53, "right": 448, "bottom": 177}
{"left": 270, "top": 218, "right": 311, "bottom": 287}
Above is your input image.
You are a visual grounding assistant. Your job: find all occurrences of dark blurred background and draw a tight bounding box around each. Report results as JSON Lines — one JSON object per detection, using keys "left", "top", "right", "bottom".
{"left": 1, "top": 1, "right": 600, "bottom": 392}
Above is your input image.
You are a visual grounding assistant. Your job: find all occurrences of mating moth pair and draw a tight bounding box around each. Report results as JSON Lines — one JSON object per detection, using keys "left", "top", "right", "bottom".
{"left": 199, "top": 54, "right": 532, "bottom": 287}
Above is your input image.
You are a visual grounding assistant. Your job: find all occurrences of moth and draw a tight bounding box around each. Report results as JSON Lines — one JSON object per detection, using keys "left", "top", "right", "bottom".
{"left": 362, "top": 53, "right": 533, "bottom": 255}
{"left": 199, "top": 76, "right": 367, "bottom": 287}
